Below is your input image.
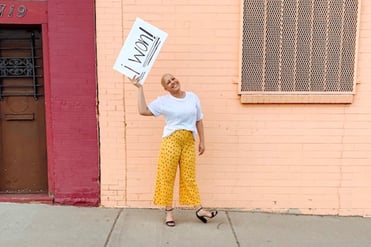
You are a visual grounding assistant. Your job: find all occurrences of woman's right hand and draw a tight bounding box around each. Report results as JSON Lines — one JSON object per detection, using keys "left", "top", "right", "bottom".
{"left": 129, "top": 75, "right": 142, "bottom": 88}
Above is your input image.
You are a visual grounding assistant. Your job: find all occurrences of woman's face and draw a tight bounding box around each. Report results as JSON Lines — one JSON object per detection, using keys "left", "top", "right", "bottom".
{"left": 161, "top": 74, "right": 181, "bottom": 93}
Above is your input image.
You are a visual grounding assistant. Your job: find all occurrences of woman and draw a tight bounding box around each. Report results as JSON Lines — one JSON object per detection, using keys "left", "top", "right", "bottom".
{"left": 130, "top": 73, "right": 218, "bottom": 227}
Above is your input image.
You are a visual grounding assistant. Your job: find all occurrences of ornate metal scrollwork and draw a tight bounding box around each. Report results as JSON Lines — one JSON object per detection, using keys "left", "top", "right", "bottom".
{"left": 0, "top": 58, "right": 33, "bottom": 77}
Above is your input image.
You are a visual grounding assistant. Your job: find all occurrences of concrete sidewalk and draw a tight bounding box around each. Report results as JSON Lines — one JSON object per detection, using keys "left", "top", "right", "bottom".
{"left": 1, "top": 203, "right": 371, "bottom": 247}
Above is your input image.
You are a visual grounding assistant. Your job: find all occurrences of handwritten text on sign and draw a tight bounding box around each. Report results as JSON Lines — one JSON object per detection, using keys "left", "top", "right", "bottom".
{"left": 113, "top": 18, "right": 168, "bottom": 84}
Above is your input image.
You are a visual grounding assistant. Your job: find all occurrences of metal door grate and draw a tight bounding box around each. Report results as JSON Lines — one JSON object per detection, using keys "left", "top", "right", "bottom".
{"left": 0, "top": 27, "right": 44, "bottom": 99}
{"left": 241, "top": 0, "right": 359, "bottom": 93}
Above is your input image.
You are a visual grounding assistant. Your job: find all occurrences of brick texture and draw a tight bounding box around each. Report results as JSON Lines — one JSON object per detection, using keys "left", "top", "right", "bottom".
{"left": 97, "top": 0, "right": 371, "bottom": 216}
{"left": 47, "top": 0, "right": 99, "bottom": 205}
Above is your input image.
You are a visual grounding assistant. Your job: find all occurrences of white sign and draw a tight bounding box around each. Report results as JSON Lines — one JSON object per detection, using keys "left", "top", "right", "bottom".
{"left": 113, "top": 18, "right": 168, "bottom": 84}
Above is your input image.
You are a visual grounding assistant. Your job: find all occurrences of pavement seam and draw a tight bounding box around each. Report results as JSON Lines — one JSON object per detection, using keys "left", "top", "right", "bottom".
{"left": 104, "top": 208, "right": 123, "bottom": 247}
{"left": 226, "top": 211, "right": 241, "bottom": 247}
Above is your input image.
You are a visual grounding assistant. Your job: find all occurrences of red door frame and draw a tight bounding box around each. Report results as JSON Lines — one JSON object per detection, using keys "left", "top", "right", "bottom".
{"left": 0, "top": 0, "right": 99, "bottom": 206}
{"left": 41, "top": 22, "right": 54, "bottom": 195}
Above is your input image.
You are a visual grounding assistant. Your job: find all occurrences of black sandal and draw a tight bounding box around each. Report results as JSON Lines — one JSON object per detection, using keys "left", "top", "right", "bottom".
{"left": 165, "top": 208, "right": 176, "bottom": 227}
{"left": 196, "top": 207, "right": 218, "bottom": 223}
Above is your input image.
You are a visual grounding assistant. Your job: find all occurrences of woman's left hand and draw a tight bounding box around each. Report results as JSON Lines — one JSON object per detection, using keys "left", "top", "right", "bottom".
{"left": 198, "top": 143, "right": 205, "bottom": 155}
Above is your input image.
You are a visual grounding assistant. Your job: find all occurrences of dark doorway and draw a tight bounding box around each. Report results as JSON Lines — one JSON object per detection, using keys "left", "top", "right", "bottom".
{"left": 0, "top": 25, "right": 48, "bottom": 193}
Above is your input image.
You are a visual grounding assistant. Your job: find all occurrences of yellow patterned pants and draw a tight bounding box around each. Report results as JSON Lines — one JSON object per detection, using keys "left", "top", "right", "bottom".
{"left": 153, "top": 130, "right": 201, "bottom": 206}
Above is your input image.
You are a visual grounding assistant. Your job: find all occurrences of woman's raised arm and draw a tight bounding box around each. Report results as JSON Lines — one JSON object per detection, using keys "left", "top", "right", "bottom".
{"left": 129, "top": 76, "right": 153, "bottom": 116}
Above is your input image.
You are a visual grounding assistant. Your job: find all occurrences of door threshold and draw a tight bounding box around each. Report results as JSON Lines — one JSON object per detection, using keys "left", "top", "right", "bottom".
{"left": 0, "top": 193, "right": 53, "bottom": 204}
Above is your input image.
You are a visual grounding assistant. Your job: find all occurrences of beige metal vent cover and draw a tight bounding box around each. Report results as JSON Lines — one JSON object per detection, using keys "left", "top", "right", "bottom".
{"left": 241, "top": 0, "right": 360, "bottom": 94}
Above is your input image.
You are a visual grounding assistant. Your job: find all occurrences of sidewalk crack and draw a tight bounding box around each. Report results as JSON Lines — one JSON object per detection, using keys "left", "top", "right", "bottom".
{"left": 226, "top": 211, "right": 240, "bottom": 247}
{"left": 104, "top": 208, "right": 123, "bottom": 247}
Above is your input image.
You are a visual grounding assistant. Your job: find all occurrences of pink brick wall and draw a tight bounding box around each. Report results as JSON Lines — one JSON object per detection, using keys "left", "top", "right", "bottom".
{"left": 97, "top": 0, "right": 371, "bottom": 216}
{"left": 47, "top": 0, "right": 99, "bottom": 205}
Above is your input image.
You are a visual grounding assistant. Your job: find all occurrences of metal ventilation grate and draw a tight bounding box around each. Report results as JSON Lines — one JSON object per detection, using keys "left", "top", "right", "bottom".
{"left": 241, "top": 0, "right": 359, "bottom": 93}
{"left": 0, "top": 27, "right": 44, "bottom": 99}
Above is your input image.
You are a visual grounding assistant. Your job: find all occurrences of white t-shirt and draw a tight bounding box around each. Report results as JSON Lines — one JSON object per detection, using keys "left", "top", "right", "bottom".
{"left": 148, "top": 91, "right": 203, "bottom": 137}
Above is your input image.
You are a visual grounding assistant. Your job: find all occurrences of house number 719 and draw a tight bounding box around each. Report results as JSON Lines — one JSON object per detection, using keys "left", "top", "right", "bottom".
{"left": 0, "top": 4, "right": 27, "bottom": 18}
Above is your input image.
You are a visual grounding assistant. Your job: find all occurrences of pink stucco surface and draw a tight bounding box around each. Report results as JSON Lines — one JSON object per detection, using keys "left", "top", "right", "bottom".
{"left": 96, "top": 0, "right": 371, "bottom": 216}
